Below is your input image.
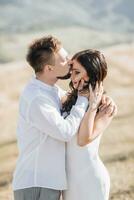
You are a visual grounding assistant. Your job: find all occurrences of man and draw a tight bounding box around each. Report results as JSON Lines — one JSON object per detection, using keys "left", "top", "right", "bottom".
{"left": 12, "top": 36, "right": 89, "bottom": 200}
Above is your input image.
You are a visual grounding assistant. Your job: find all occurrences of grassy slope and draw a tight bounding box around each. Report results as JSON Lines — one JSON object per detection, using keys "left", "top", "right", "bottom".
{"left": 0, "top": 43, "right": 134, "bottom": 200}
{"left": 0, "top": 26, "right": 133, "bottom": 63}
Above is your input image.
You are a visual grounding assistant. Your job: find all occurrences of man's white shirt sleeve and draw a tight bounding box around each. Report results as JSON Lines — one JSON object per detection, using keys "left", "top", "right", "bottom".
{"left": 29, "top": 95, "right": 88, "bottom": 142}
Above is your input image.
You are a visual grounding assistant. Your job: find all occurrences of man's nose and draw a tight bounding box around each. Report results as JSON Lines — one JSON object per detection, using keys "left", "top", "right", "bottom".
{"left": 67, "top": 59, "right": 73, "bottom": 66}
{"left": 66, "top": 56, "right": 70, "bottom": 61}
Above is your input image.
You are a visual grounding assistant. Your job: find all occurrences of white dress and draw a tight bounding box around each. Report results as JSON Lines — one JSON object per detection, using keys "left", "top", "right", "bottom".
{"left": 62, "top": 134, "right": 110, "bottom": 200}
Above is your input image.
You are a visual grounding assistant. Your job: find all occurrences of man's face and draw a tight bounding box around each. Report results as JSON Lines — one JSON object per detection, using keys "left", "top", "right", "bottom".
{"left": 54, "top": 48, "right": 71, "bottom": 80}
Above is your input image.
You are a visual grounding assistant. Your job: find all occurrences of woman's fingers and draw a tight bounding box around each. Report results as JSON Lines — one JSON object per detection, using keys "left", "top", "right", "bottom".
{"left": 101, "top": 95, "right": 106, "bottom": 104}
{"left": 110, "top": 105, "right": 118, "bottom": 117}
{"left": 105, "top": 105, "right": 114, "bottom": 115}
{"left": 89, "top": 82, "right": 104, "bottom": 111}
{"left": 99, "top": 101, "right": 112, "bottom": 112}
{"left": 99, "top": 104, "right": 108, "bottom": 112}
{"left": 95, "top": 82, "right": 99, "bottom": 92}
{"left": 105, "top": 104, "right": 118, "bottom": 117}
{"left": 78, "top": 79, "right": 84, "bottom": 91}
{"left": 100, "top": 82, "right": 103, "bottom": 95}
{"left": 99, "top": 103, "right": 113, "bottom": 115}
{"left": 77, "top": 79, "right": 84, "bottom": 91}
{"left": 78, "top": 79, "right": 90, "bottom": 98}
{"left": 100, "top": 96, "right": 114, "bottom": 111}
{"left": 89, "top": 84, "right": 93, "bottom": 93}
{"left": 105, "top": 97, "right": 112, "bottom": 106}
{"left": 95, "top": 82, "right": 103, "bottom": 97}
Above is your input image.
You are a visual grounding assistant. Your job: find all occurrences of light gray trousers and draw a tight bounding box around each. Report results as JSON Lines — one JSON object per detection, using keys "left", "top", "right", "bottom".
{"left": 14, "top": 187, "right": 61, "bottom": 200}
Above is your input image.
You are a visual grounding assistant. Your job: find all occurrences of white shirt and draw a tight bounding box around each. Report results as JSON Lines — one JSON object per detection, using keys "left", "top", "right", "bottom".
{"left": 12, "top": 77, "right": 88, "bottom": 191}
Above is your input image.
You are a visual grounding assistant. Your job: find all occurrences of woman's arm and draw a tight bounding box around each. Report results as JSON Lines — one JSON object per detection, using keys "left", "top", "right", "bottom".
{"left": 77, "top": 107, "right": 97, "bottom": 146}
{"left": 77, "top": 82, "right": 103, "bottom": 146}
{"left": 77, "top": 96, "right": 117, "bottom": 146}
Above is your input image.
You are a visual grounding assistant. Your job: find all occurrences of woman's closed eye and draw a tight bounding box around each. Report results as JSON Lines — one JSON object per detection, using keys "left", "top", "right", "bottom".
{"left": 74, "top": 71, "right": 80, "bottom": 75}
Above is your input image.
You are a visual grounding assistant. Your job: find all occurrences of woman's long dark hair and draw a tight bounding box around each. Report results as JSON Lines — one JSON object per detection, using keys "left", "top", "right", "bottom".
{"left": 62, "top": 49, "right": 108, "bottom": 114}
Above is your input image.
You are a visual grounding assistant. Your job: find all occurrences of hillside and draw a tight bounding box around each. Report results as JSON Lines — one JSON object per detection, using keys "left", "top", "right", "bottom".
{"left": 0, "top": 0, "right": 134, "bottom": 33}
{"left": 0, "top": 43, "right": 134, "bottom": 199}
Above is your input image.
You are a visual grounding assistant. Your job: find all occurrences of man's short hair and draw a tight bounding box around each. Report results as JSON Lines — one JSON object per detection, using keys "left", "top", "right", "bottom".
{"left": 26, "top": 35, "right": 61, "bottom": 73}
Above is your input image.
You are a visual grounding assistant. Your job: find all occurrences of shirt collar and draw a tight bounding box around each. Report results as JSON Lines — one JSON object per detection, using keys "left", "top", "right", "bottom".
{"left": 30, "top": 76, "right": 58, "bottom": 92}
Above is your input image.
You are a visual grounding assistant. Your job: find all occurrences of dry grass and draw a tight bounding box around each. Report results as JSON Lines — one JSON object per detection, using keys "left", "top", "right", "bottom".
{"left": 0, "top": 43, "right": 134, "bottom": 199}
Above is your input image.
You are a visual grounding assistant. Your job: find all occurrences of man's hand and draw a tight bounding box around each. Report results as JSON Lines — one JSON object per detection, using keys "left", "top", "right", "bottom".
{"left": 98, "top": 95, "right": 117, "bottom": 117}
{"left": 93, "top": 97, "right": 117, "bottom": 135}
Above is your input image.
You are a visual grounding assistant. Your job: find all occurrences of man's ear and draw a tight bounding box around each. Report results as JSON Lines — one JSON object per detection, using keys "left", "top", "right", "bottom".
{"left": 45, "top": 65, "right": 54, "bottom": 72}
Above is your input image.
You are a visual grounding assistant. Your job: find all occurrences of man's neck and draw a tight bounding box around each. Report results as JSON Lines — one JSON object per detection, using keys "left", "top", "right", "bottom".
{"left": 36, "top": 74, "right": 57, "bottom": 86}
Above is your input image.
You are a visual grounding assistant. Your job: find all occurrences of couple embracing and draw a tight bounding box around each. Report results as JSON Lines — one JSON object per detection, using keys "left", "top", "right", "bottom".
{"left": 12, "top": 35, "right": 117, "bottom": 200}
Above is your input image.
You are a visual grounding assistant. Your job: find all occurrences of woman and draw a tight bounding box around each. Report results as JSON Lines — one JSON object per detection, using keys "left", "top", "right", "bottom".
{"left": 62, "top": 49, "right": 117, "bottom": 200}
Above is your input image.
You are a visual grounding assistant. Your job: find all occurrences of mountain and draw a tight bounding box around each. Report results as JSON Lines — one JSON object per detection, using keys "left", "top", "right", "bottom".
{"left": 0, "top": 0, "right": 134, "bottom": 63}
{"left": 0, "top": 0, "right": 134, "bottom": 33}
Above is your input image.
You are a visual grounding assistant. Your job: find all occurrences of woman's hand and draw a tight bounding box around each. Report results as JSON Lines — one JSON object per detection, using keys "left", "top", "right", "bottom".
{"left": 89, "top": 82, "right": 103, "bottom": 111}
{"left": 94, "top": 97, "right": 117, "bottom": 133}
{"left": 77, "top": 79, "right": 90, "bottom": 99}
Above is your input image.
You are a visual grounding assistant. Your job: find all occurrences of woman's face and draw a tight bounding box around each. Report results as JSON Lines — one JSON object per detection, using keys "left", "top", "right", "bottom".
{"left": 70, "top": 59, "right": 89, "bottom": 89}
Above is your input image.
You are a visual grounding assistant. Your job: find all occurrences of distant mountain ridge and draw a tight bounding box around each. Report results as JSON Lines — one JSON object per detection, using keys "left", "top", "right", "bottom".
{"left": 0, "top": 0, "right": 134, "bottom": 33}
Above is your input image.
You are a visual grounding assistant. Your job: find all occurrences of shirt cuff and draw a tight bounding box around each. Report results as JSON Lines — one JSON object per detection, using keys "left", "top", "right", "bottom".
{"left": 75, "top": 96, "right": 88, "bottom": 111}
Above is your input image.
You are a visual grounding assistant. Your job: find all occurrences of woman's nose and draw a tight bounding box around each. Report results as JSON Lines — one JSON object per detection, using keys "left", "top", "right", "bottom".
{"left": 71, "top": 73, "right": 77, "bottom": 81}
